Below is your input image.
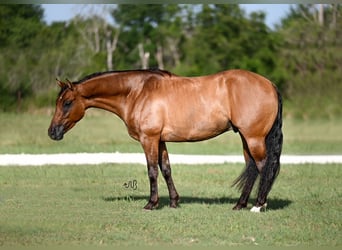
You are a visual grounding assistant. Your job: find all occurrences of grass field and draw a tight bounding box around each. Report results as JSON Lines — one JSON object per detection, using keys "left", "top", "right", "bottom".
{"left": 0, "top": 110, "right": 342, "bottom": 154}
{"left": 0, "top": 111, "right": 341, "bottom": 247}
{"left": 0, "top": 163, "right": 341, "bottom": 247}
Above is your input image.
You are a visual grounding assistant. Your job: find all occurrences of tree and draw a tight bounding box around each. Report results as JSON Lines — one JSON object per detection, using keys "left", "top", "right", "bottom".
{"left": 111, "top": 4, "right": 183, "bottom": 69}
{"left": 0, "top": 5, "right": 109, "bottom": 111}
{"left": 0, "top": 5, "right": 44, "bottom": 48}
{"left": 179, "top": 4, "right": 283, "bottom": 86}
{"left": 0, "top": 5, "right": 44, "bottom": 111}
{"left": 72, "top": 4, "right": 121, "bottom": 71}
{"left": 277, "top": 4, "right": 342, "bottom": 118}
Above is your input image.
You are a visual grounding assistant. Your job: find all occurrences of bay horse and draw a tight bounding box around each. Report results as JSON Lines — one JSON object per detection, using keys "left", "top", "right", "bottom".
{"left": 48, "top": 69, "right": 283, "bottom": 212}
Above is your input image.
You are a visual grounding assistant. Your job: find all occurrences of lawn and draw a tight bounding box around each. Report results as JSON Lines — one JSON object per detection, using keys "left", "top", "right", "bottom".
{"left": 0, "top": 163, "right": 341, "bottom": 247}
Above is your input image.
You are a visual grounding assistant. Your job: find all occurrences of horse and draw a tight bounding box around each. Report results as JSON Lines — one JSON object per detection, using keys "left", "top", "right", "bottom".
{"left": 48, "top": 69, "right": 283, "bottom": 212}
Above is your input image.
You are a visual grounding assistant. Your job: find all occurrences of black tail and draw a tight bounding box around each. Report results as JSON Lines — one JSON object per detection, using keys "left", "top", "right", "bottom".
{"left": 256, "top": 88, "right": 283, "bottom": 205}
{"left": 232, "top": 88, "right": 283, "bottom": 198}
{"left": 263, "top": 88, "right": 283, "bottom": 182}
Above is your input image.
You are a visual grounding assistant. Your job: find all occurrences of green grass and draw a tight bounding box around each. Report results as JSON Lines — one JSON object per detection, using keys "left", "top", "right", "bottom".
{"left": 0, "top": 163, "right": 341, "bottom": 247}
{"left": 0, "top": 110, "right": 342, "bottom": 154}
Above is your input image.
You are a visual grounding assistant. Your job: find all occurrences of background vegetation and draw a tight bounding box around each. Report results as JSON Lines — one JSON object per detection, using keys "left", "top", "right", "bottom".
{"left": 0, "top": 4, "right": 341, "bottom": 119}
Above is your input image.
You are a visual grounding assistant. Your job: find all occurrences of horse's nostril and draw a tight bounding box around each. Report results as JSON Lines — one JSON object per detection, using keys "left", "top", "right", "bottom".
{"left": 48, "top": 125, "right": 64, "bottom": 141}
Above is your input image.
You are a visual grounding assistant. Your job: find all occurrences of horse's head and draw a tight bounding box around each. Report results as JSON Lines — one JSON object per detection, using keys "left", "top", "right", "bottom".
{"left": 48, "top": 79, "right": 86, "bottom": 141}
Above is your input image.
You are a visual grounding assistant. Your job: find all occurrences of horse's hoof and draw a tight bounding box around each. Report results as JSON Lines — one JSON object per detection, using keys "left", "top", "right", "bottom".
{"left": 169, "top": 202, "right": 178, "bottom": 208}
{"left": 232, "top": 203, "right": 246, "bottom": 210}
{"left": 169, "top": 197, "right": 179, "bottom": 208}
{"left": 250, "top": 203, "right": 267, "bottom": 213}
{"left": 143, "top": 201, "right": 158, "bottom": 210}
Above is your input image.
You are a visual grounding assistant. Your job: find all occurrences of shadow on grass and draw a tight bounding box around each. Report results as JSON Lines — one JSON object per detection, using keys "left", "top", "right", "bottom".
{"left": 102, "top": 195, "right": 292, "bottom": 210}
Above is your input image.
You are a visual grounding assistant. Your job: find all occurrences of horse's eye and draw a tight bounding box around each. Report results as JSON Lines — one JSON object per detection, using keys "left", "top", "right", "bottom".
{"left": 64, "top": 100, "right": 72, "bottom": 107}
{"left": 63, "top": 100, "right": 73, "bottom": 111}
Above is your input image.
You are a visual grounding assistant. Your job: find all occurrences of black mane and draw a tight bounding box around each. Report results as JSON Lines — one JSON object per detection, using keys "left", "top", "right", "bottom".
{"left": 73, "top": 68, "right": 173, "bottom": 85}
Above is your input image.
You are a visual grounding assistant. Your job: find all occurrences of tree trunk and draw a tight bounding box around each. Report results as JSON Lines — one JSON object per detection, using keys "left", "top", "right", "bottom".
{"left": 94, "top": 26, "right": 100, "bottom": 53}
{"left": 155, "top": 43, "right": 164, "bottom": 69}
{"left": 168, "top": 37, "right": 180, "bottom": 67}
{"left": 138, "top": 43, "right": 150, "bottom": 69}
{"left": 330, "top": 4, "right": 337, "bottom": 29}
{"left": 106, "top": 28, "right": 120, "bottom": 71}
{"left": 318, "top": 4, "right": 324, "bottom": 26}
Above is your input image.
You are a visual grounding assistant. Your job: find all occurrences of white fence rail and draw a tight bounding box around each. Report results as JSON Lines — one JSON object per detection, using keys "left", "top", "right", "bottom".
{"left": 1, "top": 153, "right": 342, "bottom": 166}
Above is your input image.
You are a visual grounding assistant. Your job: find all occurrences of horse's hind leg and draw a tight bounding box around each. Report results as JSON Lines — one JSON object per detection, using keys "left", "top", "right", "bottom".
{"left": 245, "top": 137, "right": 270, "bottom": 212}
{"left": 158, "top": 141, "right": 179, "bottom": 208}
{"left": 233, "top": 136, "right": 259, "bottom": 210}
{"left": 250, "top": 119, "right": 282, "bottom": 212}
{"left": 234, "top": 134, "right": 270, "bottom": 211}
{"left": 253, "top": 147, "right": 281, "bottom": 212}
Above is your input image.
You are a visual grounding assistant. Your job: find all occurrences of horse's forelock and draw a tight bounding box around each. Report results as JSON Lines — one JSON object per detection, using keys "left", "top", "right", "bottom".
{"left": 57, "top": 86, "right": 69, "bottom": 100}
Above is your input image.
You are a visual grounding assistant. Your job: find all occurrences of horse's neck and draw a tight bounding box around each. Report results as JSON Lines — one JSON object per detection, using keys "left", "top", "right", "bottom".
{"left": 78, "top": 75, "right": 135, "bottom": 118}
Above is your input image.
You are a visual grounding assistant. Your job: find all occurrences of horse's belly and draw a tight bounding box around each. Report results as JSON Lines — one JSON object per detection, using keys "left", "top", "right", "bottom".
{"left": 161, "top": 119, "right": 230, "bottom": 142}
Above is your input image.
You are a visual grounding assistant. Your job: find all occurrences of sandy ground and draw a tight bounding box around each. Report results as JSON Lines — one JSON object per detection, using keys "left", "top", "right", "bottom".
{"left": 1, "top": 153, "right": 342, "bottom": 166}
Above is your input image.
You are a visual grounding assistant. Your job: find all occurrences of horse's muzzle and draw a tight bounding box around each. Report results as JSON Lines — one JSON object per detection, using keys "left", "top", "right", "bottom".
{"left": 48, "top": 124, "right": 64, "bottom": 141}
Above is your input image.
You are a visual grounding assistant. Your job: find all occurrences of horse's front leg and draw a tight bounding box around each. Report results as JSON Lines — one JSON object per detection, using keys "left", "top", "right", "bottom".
{"left": 141, "top": 136, "right": 160, "bottom": 210}
{"left": 158, "top": 141, "right": 179, "bottom": 208}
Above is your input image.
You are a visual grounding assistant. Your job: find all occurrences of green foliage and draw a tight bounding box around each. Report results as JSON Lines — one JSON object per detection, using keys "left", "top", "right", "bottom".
{"left": 184, "top": 5, "right": 284, "bottom": 86}
{"left": 0, "top": 5, "right": 43, "bottom": 48}
{"left": 0, "top": 5, "right": 44, "bottom": 111}
{"left": 0, "top": 4, "right": 341, "bottom": 118}
{"left": 277, "top": 4, "right": 342, "bottom": 119}
{"left": 112, "top": 4, "right": 183, "bottom": 69}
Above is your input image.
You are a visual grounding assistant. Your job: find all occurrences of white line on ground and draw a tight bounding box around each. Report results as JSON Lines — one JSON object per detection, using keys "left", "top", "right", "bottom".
{"left": 0, "top": 153, "right": 342, "bottom": 166}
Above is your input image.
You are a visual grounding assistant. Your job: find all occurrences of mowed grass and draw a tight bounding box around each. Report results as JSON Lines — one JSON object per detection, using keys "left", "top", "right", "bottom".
{"left": 0, "top": 163, "right": 341, "bottom": 247}
{"left": 0, "top": 110, "right": 342, "bottom": 154}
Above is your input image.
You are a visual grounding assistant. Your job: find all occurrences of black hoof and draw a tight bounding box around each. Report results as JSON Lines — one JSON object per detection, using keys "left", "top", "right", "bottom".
{"left": 143, "top": 200, "right": 159, "bottom": 210}
{"left": 232, "top": 203, "right": 247, "bottom": 210}
{"left": 169, "top": 196, "right": 180, "bottom": 208}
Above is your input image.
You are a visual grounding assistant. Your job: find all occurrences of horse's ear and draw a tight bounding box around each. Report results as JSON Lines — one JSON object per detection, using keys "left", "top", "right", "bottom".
{"left": 65, "top": 78, "right": 74, "bottom": 90}
{"left": 55, "top": 78, "right": 74, "bottom": 90}
{"left": 56, "top": 78, "right": 65, "bottom": 89}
